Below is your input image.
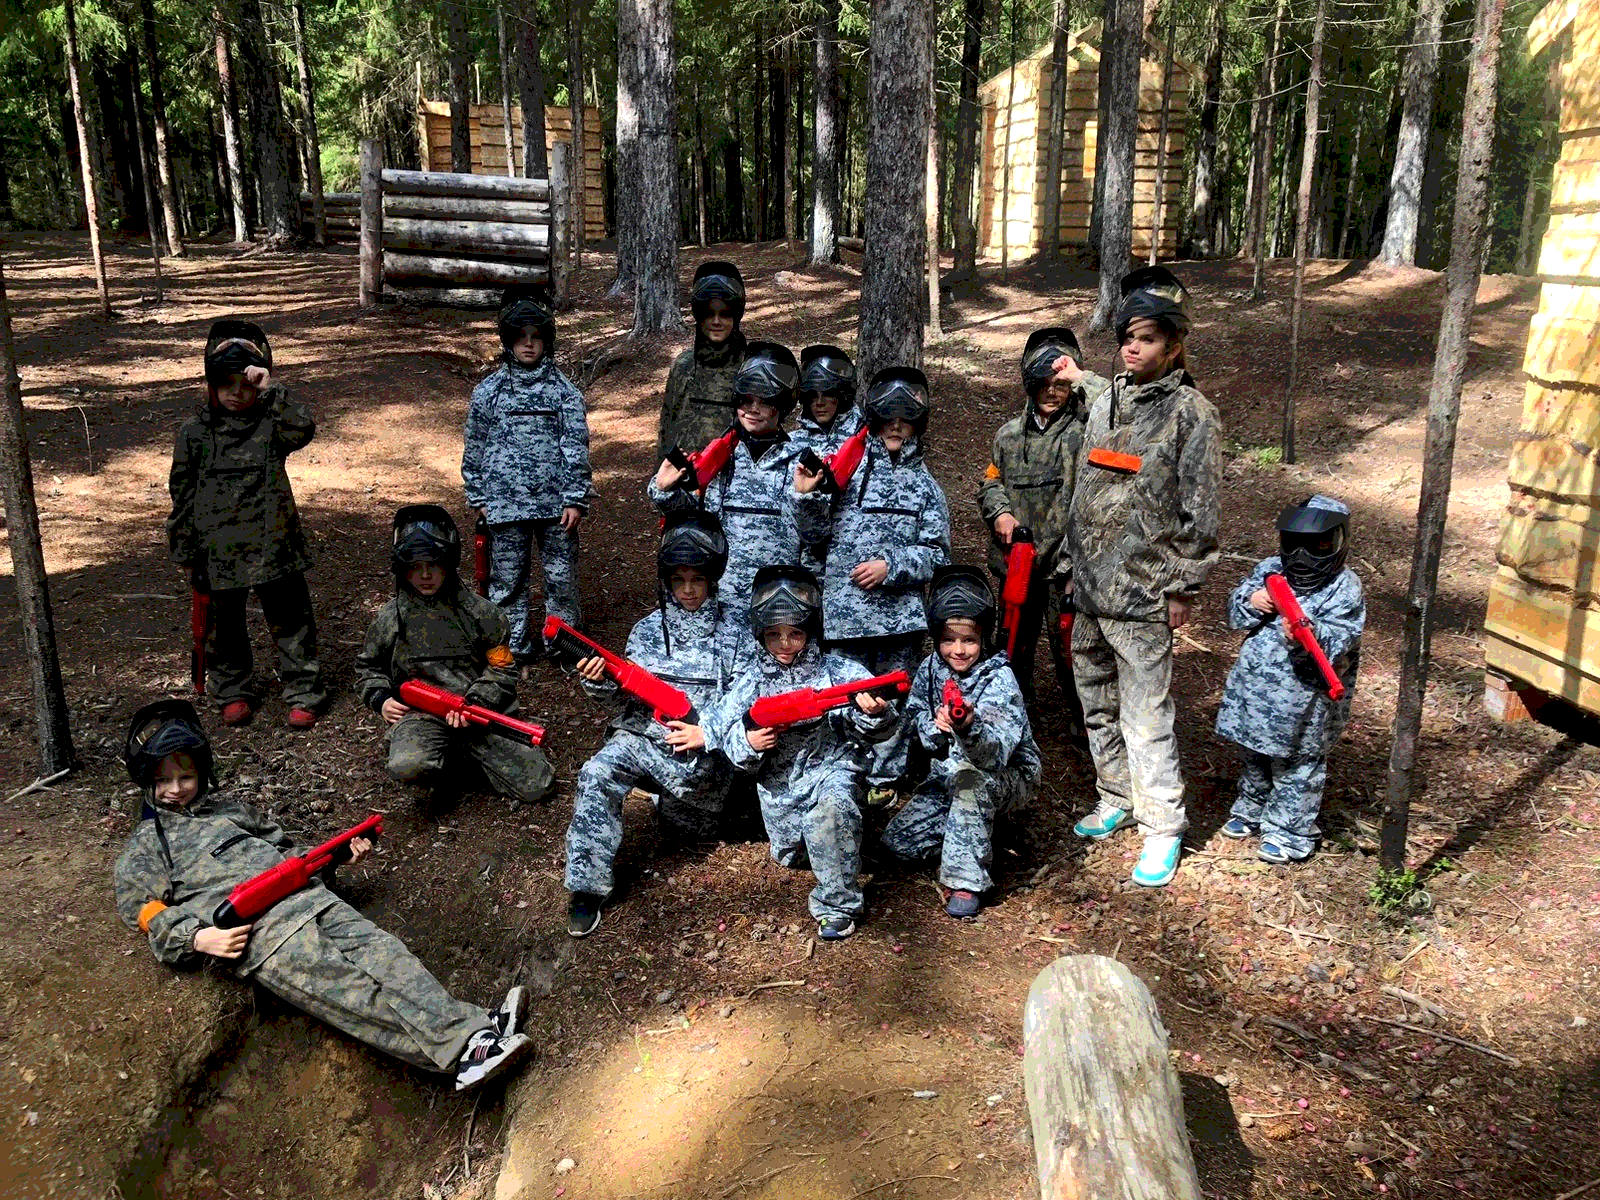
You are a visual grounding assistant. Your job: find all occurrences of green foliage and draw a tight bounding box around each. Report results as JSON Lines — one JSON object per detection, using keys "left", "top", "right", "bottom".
{"left": 1368, "top": 857, "right": 1455, "bottom": 916}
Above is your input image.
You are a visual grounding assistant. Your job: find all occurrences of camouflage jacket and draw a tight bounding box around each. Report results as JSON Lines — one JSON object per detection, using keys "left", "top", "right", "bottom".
{"left": 354, "top": 582, "right": 519, "bottom": 714}
{"left": 791, "top": 405, "right": 865, "bottom": 460}
{"left": 1066, "top": 368, "right": 1221, "bottom": 621}
{"left": 166, "top": 386, "right": 315, "bottom": 590}
{"left": 657, "top": 338, "right": 745, "bottom": 461}
{"left": 976, "top": 393, "right": 1089, "bottom": 581}
{"left": 462, "top": 358, "right": 592, "bottom": 524}
{"left": 907, "top": 651, "right": 1042, "bottom": 788}
{"left": 794, "top": 438, "right": 951, "bottom": 641}
{"left": 1215, "top": 558, "right": 1364, "bottom": 759}
{"left": 113, "top": 790, "right": 334, "bottom": 975}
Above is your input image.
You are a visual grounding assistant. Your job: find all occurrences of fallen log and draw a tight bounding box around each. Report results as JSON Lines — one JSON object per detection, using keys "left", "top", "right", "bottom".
{"left": 1023, "top": 954, "right": 1202, "bottom": 1200}
{"left": 382, "top": 216, "right": 549, "bottom": 260}
{"left": 380, "top": 168, "right": 549, "bottom": 202}
{"left": 382, "top": 194, "right": 550, "bottom": 225}
{"left": 383, "top": 251, "right": 549, "bottom": 288}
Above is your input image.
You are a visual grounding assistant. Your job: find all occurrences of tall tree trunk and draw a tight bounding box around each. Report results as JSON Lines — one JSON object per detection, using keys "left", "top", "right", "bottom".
{"left": 236, "top": 0, "right": 296, "bottom": 243}
{"left": 214, "top": 7, "right": 249, "bottom": 239}
{"left": 794, "top": 51, "right": 806, "bottom": 243}
{"left": 950, "top": 0, "right": 987, "bottom": 278}
{"left": 810, "top": 0, "right": 843, "bottom": 264}
{"left": 1087, "top": 0, "right": 1111, "bottom": 255}
{"left": 138, "top": 0, "right": 183, "bottom": 255}
{"left": 568, "top": 0, "right": 585, "bottom": 264}
{"left": 629, "top": 0, "right": 681, "bottom": 334}
{"left": 611, "top": 0, "right": 640, "bottom": 295}
{"left": 499, "top": 6, "right": 517, "bottom": 177}
{"left": 926, "top": 63, "right": 941, "bottom": 340}
{"left": 126, "top": 35, "right": 166, "bottom": 299}
{"left": 1000, "top": 0, "right": 1019, "bottom": 282}
{"left": 695, "top": 82, "right": 709, "bottom": 245}
{"left": 1381, "top": 0, "right": 1507, "bottom": 873}
{"left": 0, "top": 262, "right": 76, "bottom": 776}
{"left": 1148, "top": 0, "right": 1176, "bottom": 264}
{"left": 753, "top": 37, "right": 767, "bottom": 241}
{"left": 1271, "top": 78, "right": 1299, "bottom": 258}
{"left": 1248, "top": 0, "right": 1288, "bottom": 298}
{"left": 1088, "top": 0, "right": 1140, "bottom": 330}
{"left": 725, "top": 86, "right": 745, "bottom": 241}
{"left": 1380, "top": 0, "right": 1445, "bottom": 266}
{"left": 1283, "top": 0, "right": 1326, "bottom": 463}
{"left": 857, "top": 0, "right": 934, "bottom": 380}
{"left": 1337, "top": 101, "right": 1366, "bottom": 257}
{"left": 769, "top": 43, "right": 787, "bottom": 241}
{"left": 0, "top": 144, "right": 11, "bottom": 227}
{"left": 448, "top": 0, "right": 472, "bottom": 172}
{"left": 1187, "top": 2, "right": 1224, "bottom": 257}
{"left": 517, "top": 4, "right": 548, "bottom": 178}
{"left": 289, "top": 0, "right": 326, "bottom": 243}
{"left": 63, "top": 0, "right": 111, "bottom": 316}
{"left": 1040, "top": 0, "right": 1071, "bottom": 257}
{"left": 94, "top": 56, "right": 140, "bottom": 232}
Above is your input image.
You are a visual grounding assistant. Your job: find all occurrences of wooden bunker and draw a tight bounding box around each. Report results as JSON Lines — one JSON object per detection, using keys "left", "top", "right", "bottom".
{"left": 978, "top": 25, "right": 1192, "bottom": 261}
{"left": 1484, "top": 0, "right": 1600, "bottom": 719}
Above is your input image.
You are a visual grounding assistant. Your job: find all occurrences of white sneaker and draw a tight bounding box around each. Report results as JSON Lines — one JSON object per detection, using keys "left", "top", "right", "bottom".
{"left": 492, "top": 985, "right": 529, "bottom": 1039}
{"left": 1131, "top": 834, "right": 1182, "bottom": 887}
{"left": 455, "top": 1029, "right": 533, "bottom": 1091}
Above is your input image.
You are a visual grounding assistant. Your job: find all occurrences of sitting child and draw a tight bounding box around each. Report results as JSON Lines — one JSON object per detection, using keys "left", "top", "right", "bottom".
{"left": 1215, "top": 495, "right": 1364, "bottom": 863}
{"left": 113, "top": 700, "right": 533, "bottom": 1091}
{"left": 882, "top": 566, "right": 1041, "bottom": 918}
{"left": 355, "top": 506, "right": 555, "bottom": 806}
{"left": 706, "top": 566, "right": 896, "bottom": 941}
{"left": 562, "top": 513, "right": 751, "bottom": 937}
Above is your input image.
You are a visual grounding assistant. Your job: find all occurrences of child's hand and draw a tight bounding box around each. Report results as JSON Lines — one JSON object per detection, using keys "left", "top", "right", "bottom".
{"left": 654, "top": 458, "right": 688, "bottom": 492}
{"left": 380, "top": 697, "right": 411, "bottom": 724}
{"left": 194, "top": 924, "right": 251, "bottom": 959}
{"left": 854, "top": 692, "right": 890, "bottom": 716}
{"left": 444, "top": 709, "right": 469, "bottom": 729}
{"left": 664, "top": 721, "right": 705, "bottom": 753}
{"left": 345, "top": 837, "right": 373, "bottom": 866}
{"left": 793, "top": 461, "right": 824, "bottom": 494}
{"left": 1167, "top": 596, "right": 1193, "bottom": 629}
{"left": 993, "top": 513, "right": 1020, "bottom": 545}
{"left": 850, "top": 559, "right": 889, "bottom": 590}
{"left": 243, "top": 364, "right": 271, "bottom": 390}
{"left": 933, "top": 703, "right": 954, "bottom": 733}
{"left": 1051, "top": 354, "right": 1084, "bottom": 384}
{"left": 745, "top": 725, "right": 778, "bottom": 752}
{"left": 560, "top": 506, "right": 583, "bottom": 532}
{"left": 1248, "top": 588, "right": 1276, "bottom": 614}
{"left": 575, "top": 655, "right": 608, "bottom": 682}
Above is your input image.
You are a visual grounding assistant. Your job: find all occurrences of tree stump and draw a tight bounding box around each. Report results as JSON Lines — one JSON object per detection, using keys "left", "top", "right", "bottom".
{"left": 1022, "top": 955, "right": 1202, "bottom": 1200}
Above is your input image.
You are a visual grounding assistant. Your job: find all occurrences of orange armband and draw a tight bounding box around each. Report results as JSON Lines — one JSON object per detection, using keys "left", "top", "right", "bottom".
{"left": 1087, "top": 447, "right": 1143, "bottom": 473}
{"left": 137, "top": 899, "right": 169, "bottom": 933}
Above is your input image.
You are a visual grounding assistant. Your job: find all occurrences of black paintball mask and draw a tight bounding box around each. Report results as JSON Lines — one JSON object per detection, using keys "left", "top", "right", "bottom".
{"left": 1021, "top": 327, "right": 1083, "bottom": 402}
{"left": 798, "top": 345, "right": 857, "bottom": 423}
{"left": 734, "top": 342, "right": 800, "bottom": 420}
{"left": 1276, "top": 494, "right": 1350, "bottom": 593}
{"left": 1114, "top": 266, "right": 1192, "bottom": 342}
{"left": 690, "top": 261, "right": 746, "bottom": 324}
{"left": 124, "top": 699, "right": 215, "bottom": 799}
{"left": 864, "top": 367, "right": 931, "bottom": 439}
{"left": 203, "top": 319, "right": 272, "bottom": 389}
{"left": 748, "top": 564, "right": 823, "bottom": 641}
{"left": 498, "top": 287, "right": 557, "bottom": 359}
{"left": 391, "top": 504, "right": 462, "bottom": 587}
{"left": 658, "top": 510, "right": 729, "bottom": 593}
{"left": 927, "top": 565, "right": 997, "bottom": 647}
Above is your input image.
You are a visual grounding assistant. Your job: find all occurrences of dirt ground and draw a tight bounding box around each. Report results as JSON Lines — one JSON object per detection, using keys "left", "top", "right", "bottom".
{"left": 0, "top": 231, "right": 1596, "bottom": 1200}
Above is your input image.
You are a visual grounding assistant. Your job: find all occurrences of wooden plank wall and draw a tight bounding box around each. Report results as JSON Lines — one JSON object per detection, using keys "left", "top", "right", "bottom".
{"left": 1484, "top": 1, "right": 1600, "bottom": 714}
{"left": 418, "top": 102, "right": 605, "bottom": 239}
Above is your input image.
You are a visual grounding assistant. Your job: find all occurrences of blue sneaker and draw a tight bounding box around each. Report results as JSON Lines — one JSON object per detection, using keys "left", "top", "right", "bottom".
{"left": 817, "top": 916, "right": 856, "bottom": 941}
{"left": 1258, "top": 839, "right": 1310, "bottom": 865}
{"left": 1131, "top": 835, "right": 1182, "bottom": 887}
{"left": 1221, "top": 817, "right": 1260, "bottom": 840}
{"left": 945, "top": 889, "right": 981, "bottom": 919}
{"left": 1073, "top": 802, "right": 1135, "bottom": 840}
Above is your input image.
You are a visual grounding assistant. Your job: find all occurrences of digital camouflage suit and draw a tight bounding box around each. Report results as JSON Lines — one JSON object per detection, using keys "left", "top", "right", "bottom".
{"left": 881, "top": 651, "right": 1042, "bottom": 894}
{"left": 462, "top": 356, "right": 592, "bottom": 658}
{"left": 1066, "top": 367, "right": 1221, "bottom": 837}
{"left": 564, "top": 598, "right": 754, "bottom": 897}
{"left": 708, "top": 642, "right": 896, "bottom": 923}
{"left": 167, "top": 385, "right": 326, "bottom": 710}
{"left": 355, "top": 581, "right": 555, "bottom": 804}
{"left": 791, "top": 404, "right": 865, "bottom": 574}
{"left": 1215, "top": 554, "right": 1364, "bottom": 857}
{"left": 114, "top": 791, "right": 491, "bottom": 1072}
{"left": 657, "top": 333, "right": 747, "bottom": 461}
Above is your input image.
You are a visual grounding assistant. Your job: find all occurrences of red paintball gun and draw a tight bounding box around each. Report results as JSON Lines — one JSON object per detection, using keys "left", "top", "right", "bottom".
{"left": 1264, "top": 572, "right": 1345, "bottom": 701}
{"left": 542, "top": 616, "right": 696, "bottom": 724}
{"left": 745, "top": 670, "right": 911, "bottom": 730}
{"left": 797, "top": 425, "right": 871, "bottom": 496}
{"left": 942, "top": 677, "right": 972, "bottom": 725}
{"left": 998, "top": 527, "right": 1036, "bottom": 660}
{"left": 472, "top": 517, "right": 491, "bottom": 597}
{"left": 190, "top": 587, "right": 210, "bottom": 696}
{"left": 213, "top": 813, "right": 383, "bottom": 928}
{"left": 397, "top": 679, "right": 548, "bottom": 746}
{"left": 666, "top": 427, "right": 740, "bottom": 492}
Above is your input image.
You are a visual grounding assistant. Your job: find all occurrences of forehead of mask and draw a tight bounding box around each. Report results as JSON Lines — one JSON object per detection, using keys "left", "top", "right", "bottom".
{"left": 661, "top": 524, "right": 726, "bottom": 566}
{"left": 801, "top": 357, "right": 854, "bottom": 390}
{"left": 735, "top": 358, "right": 798, "bottom": 398}
{"left": 1282, "top": 528, "right": 1344, "bottom": 555}
{"left": 691, "top": 274, "right": 744, "bottom": 303}
{"left": 208, "top": 339, "right": 268, "bottom": 376}
{"left": 930, "top": 578, "right": 992, "bottom": 622}
{"left": 1024, "top": 343, "right": 1078, "bottom": 379}
{"left": 752, "top": 576, "right": 820, "bottom": 615}
{"left": 501, "top": 299, "right": 553, "bottom": 330}
{"left": 868, "top": 380, "right": 929, "bottom": 420}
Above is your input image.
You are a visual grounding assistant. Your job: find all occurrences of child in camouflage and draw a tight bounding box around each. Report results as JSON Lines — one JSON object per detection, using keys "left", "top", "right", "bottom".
{"left": 462, "top": 288, "right": 592, "bottom": 668}
{"left": 167, "top": 319, "right": 327, "bottom": 729}
{"left": 658, "top": 260, "right": 749, "bottom": 459}
{"left": 354, "top": 506, "right": 555, "bottom": 807}
{"left": 881, "top": 567, "right": 1041, "bottom": 919}
{"left": 1215, "top": 496, "right": 1364, "bottom": 864}
{"left": 113, "top": 700, "right": 533, "bottom": 1091}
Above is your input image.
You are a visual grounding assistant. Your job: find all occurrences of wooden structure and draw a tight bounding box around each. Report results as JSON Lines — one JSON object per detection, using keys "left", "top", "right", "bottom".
{"left": 1023, "top": 955, "right": 1202, "bottom": 1198}
{"left": 978, "top": 25, "right": 1192, "bottom": 260}
{"left": 417, "top": 102, "right": 604, "bottom": 241}
{"left": 1484, "top": 0, "right": 1600, "bottom": 719}
{"left": 301, "top": 192, "right": 357, "bottom": 241}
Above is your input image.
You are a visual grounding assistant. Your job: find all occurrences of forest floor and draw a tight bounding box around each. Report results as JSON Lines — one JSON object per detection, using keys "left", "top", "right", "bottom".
{"left": 0, "top": 231, "right": 1596, "bottom": 1200}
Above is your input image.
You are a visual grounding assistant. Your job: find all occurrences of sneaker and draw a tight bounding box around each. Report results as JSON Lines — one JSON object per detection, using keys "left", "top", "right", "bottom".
{"left": 454, "top": 1028, "right": 533, "bottom": 1091}
{"left": 1221, "top": 817, "right": 1260, "bottom": 840}
{"left": 1258, "top": 839, "right": 1310, "bottom": 865}
{"left": 1131, "top": 834, "right": 1183, "bottom": 887}
{"left": 945, "top": 889, "right": 981, "bottom": 919}
{"left": 864, "top": 786, "right": 899, "bottom": 808}
{"left": 221, "top": 700, "right": 254, "bottom": 726}
{"left": 567, "top": 892, "right": 602, "bottom": 938}
{"left": 1073, "top": 801, "right": 1134, "bottom": 840}
{"left": 492, "top": 985, "right": 529, "bottom": 1039}
{"left": 287, "top": 707, "right": 318, "bottom": 730}
{"left": 816, "top": 916, "right": 856, "bottom": 941}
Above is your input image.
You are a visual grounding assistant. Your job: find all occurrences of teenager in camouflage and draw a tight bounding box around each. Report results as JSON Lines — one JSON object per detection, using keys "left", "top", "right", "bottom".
{"left": 1216, "top": 496, "right": 1364, "bottom": 863}
{"left": 658, "top": 260, "right": 749, "bottom": 459}
{"left": 1054, "top": 267, "right": 1222, "bottom": 888}
{"left": 167, "top": 319, "right": 327, "bottom": 729}
{"left": 113, "top": 700, "right": 533, "bottom": 1091}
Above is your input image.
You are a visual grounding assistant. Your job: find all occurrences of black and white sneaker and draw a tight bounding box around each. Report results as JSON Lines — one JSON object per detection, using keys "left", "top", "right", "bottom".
{"left": 492, "top": 985, "right": 529, "bottom": 1039}
{"left": 816, "top": 916, "right": 856, "bottom": 941}
{"left": 454, "top": 1028, "right": 533, "bottom": 1091}
{"left": 567, "top": 891, "right": 602, "bottom": 938}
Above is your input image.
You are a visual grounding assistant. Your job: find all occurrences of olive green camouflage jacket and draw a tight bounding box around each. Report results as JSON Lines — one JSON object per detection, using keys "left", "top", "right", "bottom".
{"left": 657, "top": 345, "right": 743, "bottom": 461}
{"left": 354, "top": 584, "right": 520, "bottom": 715}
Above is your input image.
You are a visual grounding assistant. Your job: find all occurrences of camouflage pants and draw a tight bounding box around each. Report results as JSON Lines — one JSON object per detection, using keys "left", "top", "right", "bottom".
{"left": 828, "top": 634, "right": 925, "bottom": 788}
{"left": 488, "top": 519, "right": 581, "bottom": 659}
{"left": 206, "top": 571, "right": 327, "bottom": 709}
{"left": 1071, "top": 613, "right": 1188, "bottom": 837}
{"left": 387, "top": 713, "right": 555, "bottom": 805}
{"left": 564, "top": 730, "right": 726, "bottom": 897}
{"left": 1007, "top": 573, "right": 1077, "bottom": 719}
{"left": 248, "top": 898, "right": 489, "bottom": 1072}
{"left": 881, "top": 761, "right": 1031, "bottom": 893}
{"left": 759, "top": 757, "right": 866, "bottom": 922}
{"left": 1229, "top": 751, "right": 1326, "bottom": 858}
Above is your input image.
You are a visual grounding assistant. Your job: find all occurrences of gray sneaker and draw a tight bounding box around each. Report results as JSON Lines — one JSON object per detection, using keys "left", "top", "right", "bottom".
{"left": 454, "top": 1029, "right": 533, "bottom": 1091}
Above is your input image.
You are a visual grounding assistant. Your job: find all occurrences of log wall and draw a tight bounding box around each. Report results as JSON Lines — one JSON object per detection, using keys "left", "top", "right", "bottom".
{"left": 1485, "top": 0, "right": 1600, "bottom": 716}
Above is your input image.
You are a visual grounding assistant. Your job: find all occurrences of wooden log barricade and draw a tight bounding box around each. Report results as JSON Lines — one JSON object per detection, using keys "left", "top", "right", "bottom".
{"left": 1022, "top": 955, "right": 1202, "bottom": 1199}
{"left": 301, "top": 192, "right": 359, "bottom": 241}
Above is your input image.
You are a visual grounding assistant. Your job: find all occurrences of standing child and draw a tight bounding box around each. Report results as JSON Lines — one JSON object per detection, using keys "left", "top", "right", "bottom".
{"left": 659, "top": 261, "right": 748, "bottom": 459}
{"left": 1215, "top": 496, "right": 1363, "bottom": 863}
{"left": 562, "top": 513, "right": 751, "bottom": 937}
{"left": 881, "top": 567, "right": 1041, "bottom": 918}
{"left": 706, "top": 566, "right": 896, "bottom": 941}
{"left": 355, "top": 506, "right": 555, "bottom": 806}
{"left": 462, "top": 288, "right": 592, "bottom": 668}
{"left": 793, "top": 345, "right": 863, "bottom": 457}
{"left": 114, "top": 700, "right": 534, "bottom": 1091}
{"left": 168, "top": 319, "right": 326, "bottom": 728}
{"left": 1056, "top": 267, "right": 1221, "bottom": 888}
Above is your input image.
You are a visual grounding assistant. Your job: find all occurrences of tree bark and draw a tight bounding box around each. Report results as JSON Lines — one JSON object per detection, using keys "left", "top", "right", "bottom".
{"left": 927, "top": 62, "right": 941, "bottom": 341}
{"left": 358, "top": 138, "right": 383, "bottom": 306}
{"left": 63, "top": 0, "right": 111, "bottom": 316}
{"left": 1283, "top": 0, "right": 1326, "bottom": 464}
{"left": 1000, "top": 0, "right": 1019, "bottom": 282}
{"left": 857, "top": 0, "right": 933, "bottom": 380}
{"left": 1337, "top": 102, "right": 1366, "bottom": 257}
{"left": 138, "top": 0, "right": 184, "bottom": 255}
{"left": 568, "top": 0, "right": 585, "bottom": 264}
{"left": 769, "top": 43, "right": 788, "bottom": 241}
{"left": 448, "top": 0, "right": 472, "bottom": 173}
{"left": 289, "top": 0, "right": 326, "bottom": 244}
{"left": 611, "top": 0, "right": 640, "bottom": 295}
{"left": 1249, "top": 0, "right": 1288, "bottom": 298}
{"left": 628, "top": 0, "right": 681, "bottom": 334}
{"left": 499, "top": 6, "right": 516, "bottom": 177}
{"left": 551, "top": 138, "right": 571, "bottom": 302}
{"left": 753, "top": 37, "right": 767, "bottom": 241}
{"left": 1186, "top": 2, "right": 1225, "bottom": 257}
{"left": 810, "top": 0, "right": 843, "bottom": 264}
{"left": 1088, "top": 0, "right": 1141, "bottom": 330}
{"left": 516, "top": 4, "right": 548, "bottom": 179}
{"left": 794, "top": 48, "right": 806, "bottom": 244}
{"left": 214, "top": 8, "right": 250, "bottom": 240}
{"left": 1040, "top": 0, "right": 1071, "bottom": 256}
{"left": 126, "top": 35, "right": 166, "bottom": 300}
{"left": 1380, "top": 0, "right": 1445, "bottom": 266}
{"left": 694, "top": 83, "right": 709, "bottom": 245}
{"left": 235, "top": 0, "right": 297, "bottom": 243}
{"left": 1148, "top": 0, "right": 1176, "bottom": 264}
{"left": 950, "top": 0, "right": 986, "bottom": 278}
{"left": 725, "top": 84, "right": 745, "bottom": 241}
{"left": 1087, "top": 0, "right": 1111, "bottom": 255}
